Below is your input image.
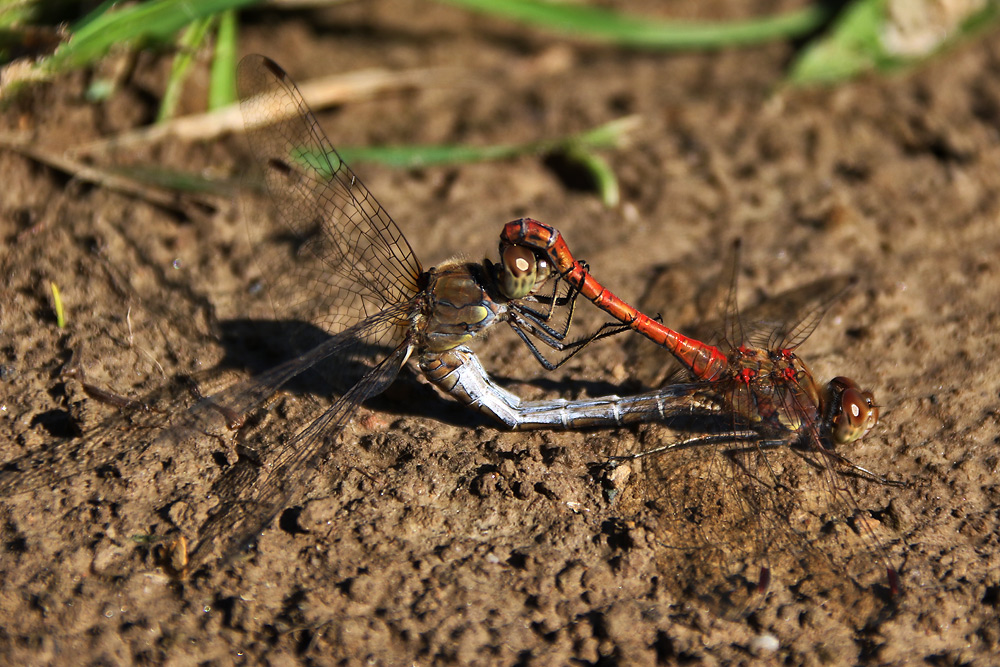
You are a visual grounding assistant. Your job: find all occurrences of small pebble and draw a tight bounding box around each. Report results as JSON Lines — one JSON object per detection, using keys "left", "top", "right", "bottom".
{"left": 750, "top": 633, "right": 780, "bottom": 655}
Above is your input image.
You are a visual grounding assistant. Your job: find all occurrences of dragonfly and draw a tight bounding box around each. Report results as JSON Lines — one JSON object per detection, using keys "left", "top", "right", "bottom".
{"left": 0, "top": 56, "right": 627, "bottom": 572}
{"left": 498, "top": 217, "right": 897, "bottom": 612}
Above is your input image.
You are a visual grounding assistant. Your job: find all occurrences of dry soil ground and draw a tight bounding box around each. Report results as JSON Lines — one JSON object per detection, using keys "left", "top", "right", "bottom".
{"left": 2, "top": 1, "right": 1000, "bottom": 665}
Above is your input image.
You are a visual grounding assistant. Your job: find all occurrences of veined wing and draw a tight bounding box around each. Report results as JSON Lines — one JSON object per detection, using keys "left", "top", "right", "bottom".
{"left": 625, "top": 268, "right": 856, "bottom": 388}
{"left": 0, "top": 301, "right": 414, "bottom": 498}
{"left": 186, "top": 340, "right": 412, "bottom": 570}
{"left": 194, "top": 300, "right": 414, "bottom": 426}
{"left": 238, "top": 54, "right": 424, "bottom": 334}
{"left": 742, "top": 275, "right": 856, "bottom": 353}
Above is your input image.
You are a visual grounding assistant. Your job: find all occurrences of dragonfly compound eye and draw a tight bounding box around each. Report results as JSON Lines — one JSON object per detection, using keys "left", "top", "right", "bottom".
{"left": 829, "top": 377, "right": 879, "bottom": 444}
{"left": 500, "top": 245, "right": 539, "bottom": 299}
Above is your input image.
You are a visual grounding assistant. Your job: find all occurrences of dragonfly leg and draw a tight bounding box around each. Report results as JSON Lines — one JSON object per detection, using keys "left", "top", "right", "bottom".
{"left": 608, "top": 430, "right": 759, "bottom": 462}
{"left": 790, "top": 446, "right": 906, "bottom": 487}
{"left": 515, "top": 271, "right": 580, "bottom": 330}
{"left": 508, "top": 313, "right": 630, "bottom": 371}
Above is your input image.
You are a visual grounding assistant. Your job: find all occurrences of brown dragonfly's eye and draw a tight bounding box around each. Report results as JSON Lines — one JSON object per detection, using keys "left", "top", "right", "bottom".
{"left": 829, "top": 376, "right": 879, "bottom": 444}
{"left": 500, "top": 244, "right": 539, "bottom": 299}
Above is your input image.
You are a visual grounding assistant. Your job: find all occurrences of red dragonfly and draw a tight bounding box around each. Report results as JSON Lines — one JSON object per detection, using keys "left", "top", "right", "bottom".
{"left": 500, "top": 218, "right": 898, "bottom": 612}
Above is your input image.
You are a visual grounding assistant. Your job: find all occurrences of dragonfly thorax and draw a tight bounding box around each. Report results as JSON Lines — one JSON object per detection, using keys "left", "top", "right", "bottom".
{"left": 420, "top": 262, "right": 505, "bottom": 353}
{"left": 725, "top": 346, "right": 824, "bottom": 438}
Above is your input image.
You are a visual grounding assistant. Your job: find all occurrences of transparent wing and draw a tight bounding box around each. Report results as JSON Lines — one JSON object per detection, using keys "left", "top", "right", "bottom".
{"left": 612, "top": 261, "right": 887, "bottom": 617}
{"left": 625, "top": 266, "right": 856, "bottom": 388}
{"left": 186, "top": 340, "right": 412, "bottom": 570}
{"left": 0, "top": 383, "right": 192, "bottom": 498}
{"left": 238, "top": 54, "right": 423, "bottom": 334}
{"left": 0, "top": 301, "right": 415, "bottom": 498}
{"left": 743, "top": 275, "right": 856, "bottom": 352}
{"left": 201, "top": 299, "right": 414, "bottom": 422}
{"left": 621, "top": 418, "right": 838, "bottom": 617}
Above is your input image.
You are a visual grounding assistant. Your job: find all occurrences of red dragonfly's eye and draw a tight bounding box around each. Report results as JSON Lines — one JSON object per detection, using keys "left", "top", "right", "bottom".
{"left": 829, "top": 377, "right": 879, "bottom": 444}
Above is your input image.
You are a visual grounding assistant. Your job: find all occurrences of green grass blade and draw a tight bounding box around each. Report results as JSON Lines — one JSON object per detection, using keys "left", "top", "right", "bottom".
{"left": 333, "top": 115, "right": 637, "bottom": 205}
{"left": 562, "top": 145, "right": 619, "bottom": 207}
{"left": 787, "top": 0, "right": 888, "bottom": 85}
{"left": 68, "top": 0, "right": 122, "bottom": 34}
{"left": 107, "top": 165, "right": 238, "bottom": 197}
{"left": 437, "top": 0, "right": 832, "bottom": 49}
{"left": 117, "top": 117, "right": 635, "bottom": 205}
{"left": 157, "top": 15, "right": 215, "bottom": 122}
{"left": 789, "top": 0, "right": 1000, "bottom": 86}
{"left": 0, "top": 0, "right": 43, "bottom": 29}
{"left": 573, "top": 115, "right": 642, "bottom": 148}
{"left": 46, "top": 0, "right": 260, "bottom": 73}
{"left": 49, "top": 281, "right": 66, "bottom": 329}
{"left": 208, "top": 8, "right": 238, "bottom": 110}
{"left": 336, "top": 142, "right": 522, "bottom": 168}
{"left": 336, "top": 115, "right": 637, "bottom": 168}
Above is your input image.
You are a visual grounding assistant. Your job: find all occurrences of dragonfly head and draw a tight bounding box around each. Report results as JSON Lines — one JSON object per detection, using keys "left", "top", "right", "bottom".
{"left": 825, "top": 376, "right": 879, "bottom": 445}
{"left": 498, "top": 243, "right": 554, "bottom": 299}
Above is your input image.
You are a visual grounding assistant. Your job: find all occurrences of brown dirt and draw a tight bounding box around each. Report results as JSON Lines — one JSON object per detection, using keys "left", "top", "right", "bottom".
{"left": 2, "top": 1, "right": 1000, "bottom": 664}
